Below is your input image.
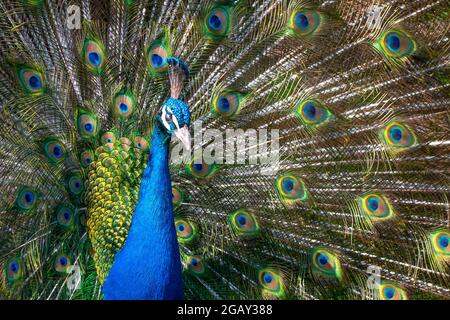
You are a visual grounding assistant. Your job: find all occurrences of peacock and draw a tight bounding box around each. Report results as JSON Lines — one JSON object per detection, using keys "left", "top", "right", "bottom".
{"left": 0, "top": 0, "right": 449, "bottom": 300}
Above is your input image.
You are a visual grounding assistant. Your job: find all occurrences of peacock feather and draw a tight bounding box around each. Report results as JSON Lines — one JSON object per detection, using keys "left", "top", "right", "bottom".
{"left": 0, "top": 0, "right": 449, "bottom": 301}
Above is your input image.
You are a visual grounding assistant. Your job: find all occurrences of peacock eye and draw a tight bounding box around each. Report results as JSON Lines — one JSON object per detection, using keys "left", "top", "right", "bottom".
{"left": 165, "top": 113, "right": 173, "bottom": 123}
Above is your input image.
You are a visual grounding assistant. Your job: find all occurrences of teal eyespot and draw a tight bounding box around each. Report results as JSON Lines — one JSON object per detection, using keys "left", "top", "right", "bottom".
{"left": 358, "top": 193, "right": 395, "bottom": 221}
{"left": 5, "top": 257, "right": 23, "bottom": 283}
{"left": 145, "top": 33, "right": 171, "bottom": 75}
{"left": 16, "top": 187, "right": 37, "bottom": 211}
{"left": 175, "top": 218, "right": 197, "bottom": 244}
{"left": 54, "top": 254, "right": 71, "bottom": 273}
{"left": 276, "top": 173, "right": 308, "bottom": 204}
{"left": 229, "top": 209, "right": 260, "bottom": 238}
{"left": 172, "top": 186, "right": 185, "bottom": 208}
{"left": 430, "top": 230, "right": 450, "bottom": 258}
{"left": 212, "top": 91, "right": 242, "bottom": 118}
{"left": 380, "top": 121, "right": 416, "bottom": 149}
{"left": 80, "top": 150, "right": 94, "bottom": 168}
{"left": 134, "top": 136, "right": 149, "bottom": 153}
{"left": 82, "top": 37, "right": 106, "bottom": 73}
{"left": 43, "top": 138, "right": 66, "bottom": 164}
{"left": 258, "top": 268, "right": 285, "bottom": 298}
{"left": 68, "top": 175, "right": 84, "bottom": 196}
{"left": 17, "top": 66, "right": 45, "bottom": 95}
{"left": 204, "top": 6, "right": 232, "bottom": 38}
{"left": 113, "top": 90, "right": 135, "bottom": 118}
{"left": 77, "top": 109, "right": 98, "bottom": 140}
{"left": 375, "top": 29, "right": 416, "bottom": 59}
{"left": 311, "top": 248, "right": 343, "bottom": 280}
{"left": 379, "top": 282, "right": 407, "bottom": 300}
{"left": 101, "top": 132, "right": 116, "bottom": 145}
{"left": 56, "top": 205, "right": 74, "bottom": 227}
{"left": 185, "top": 255, "right": 206, "bottom": 276}
{"left": 186, "top": 158, "right": 217, "bottom": 179}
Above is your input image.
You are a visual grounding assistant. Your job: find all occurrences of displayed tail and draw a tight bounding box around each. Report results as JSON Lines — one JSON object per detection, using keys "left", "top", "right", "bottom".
{"left": 0, "top": 0, "right": 449, "bottom": 300}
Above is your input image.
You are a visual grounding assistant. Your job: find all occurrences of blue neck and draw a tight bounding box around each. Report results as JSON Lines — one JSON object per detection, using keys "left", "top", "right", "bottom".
{"left": 102, "top": 124, "right": 184, "bottom": 300}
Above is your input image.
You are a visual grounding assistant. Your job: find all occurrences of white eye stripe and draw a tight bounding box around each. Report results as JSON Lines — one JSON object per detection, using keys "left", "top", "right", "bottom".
{"left": 162, "top": 106, "right": 181, "bottom": 131}
{"left": 161, "top": 106, "right": 171, "bottom": 130}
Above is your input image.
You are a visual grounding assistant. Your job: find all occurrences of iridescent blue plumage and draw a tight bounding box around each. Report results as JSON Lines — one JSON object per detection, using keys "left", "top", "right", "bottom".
{"left": 103, "top": 122, "right": 184, "bottom": 299}
{"left": 103, "top": 59, "right": 191, "bottom": 300}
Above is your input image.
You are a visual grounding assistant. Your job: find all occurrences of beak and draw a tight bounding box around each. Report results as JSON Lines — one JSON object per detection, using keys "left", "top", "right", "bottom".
{"left": 174, "top": 125, "right": 191, "bottom": 151}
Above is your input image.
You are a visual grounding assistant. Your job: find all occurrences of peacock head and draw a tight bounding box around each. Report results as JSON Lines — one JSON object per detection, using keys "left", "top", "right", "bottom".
{"left": 157, "top": 97, "right": 191, "bottom": 150}
{"left": 155, "top": 57, "right": 191, "bottom": 150}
